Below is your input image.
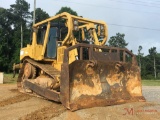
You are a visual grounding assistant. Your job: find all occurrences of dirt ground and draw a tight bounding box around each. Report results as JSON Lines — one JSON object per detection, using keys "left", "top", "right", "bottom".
{"left": 0, "top": 84, "right": 160, "bottom": 120}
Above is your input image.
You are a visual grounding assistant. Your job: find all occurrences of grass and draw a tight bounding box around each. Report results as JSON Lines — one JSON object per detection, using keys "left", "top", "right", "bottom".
{"left": 3, "top": 73, "right": 18, "bottom": 84}
{"left": 142, "top": 80, "right": 160, "bottom": 86}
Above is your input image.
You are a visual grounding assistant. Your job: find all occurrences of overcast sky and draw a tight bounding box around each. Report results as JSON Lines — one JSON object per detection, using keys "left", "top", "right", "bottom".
{"left": 0, "top": 0, "right": 160, "bottom": 55}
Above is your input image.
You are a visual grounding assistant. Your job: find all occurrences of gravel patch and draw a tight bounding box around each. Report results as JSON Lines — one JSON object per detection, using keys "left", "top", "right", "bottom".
{"left": 142, "top": 86, "right": 160, "bottom": 104}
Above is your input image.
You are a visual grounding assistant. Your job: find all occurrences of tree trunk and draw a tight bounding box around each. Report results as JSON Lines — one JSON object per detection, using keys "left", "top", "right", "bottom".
{"left": 139, "top": 56, "right": 141, "bottom": 72}
{"left": 154, "top": 56, "right": 156, "bottom": 79}
{"left": 21, "top": 24, "right": 23, "bottom": 48}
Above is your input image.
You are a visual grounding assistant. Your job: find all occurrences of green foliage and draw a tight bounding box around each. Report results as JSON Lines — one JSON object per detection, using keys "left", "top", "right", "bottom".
{"left": 0, "top": 4, "right": 78, "bottom": 73}
{"left": 108, "top": 33, "right": 128, "bottom": 48}
{"left": 0, "top": 0, "right": 31, "bottom": 73}
{"left": 149, "top": 47, "right": 157, "bottom": 56}
{"left": 9, "top": 0, "right": 31, "bottom": 19}
{"left": 148, "top": 47, "right": 157, "bottom": 79}
{"left": 137, "top": 45, "right": 144, "bottom": 70}
{"left": 9, "top": 0, "right": 31, "bottom": 65}
{"left": 56, "top": 6, "right": 78, "bottom": 16}
{"left": 0, "top": 8, "right": 14, "bottom": 72}
{"left": 140, "top": 48, "right": 160, "bottom": 80}
{"left": 31, "top": 8, "right": 49, "bottom": 24}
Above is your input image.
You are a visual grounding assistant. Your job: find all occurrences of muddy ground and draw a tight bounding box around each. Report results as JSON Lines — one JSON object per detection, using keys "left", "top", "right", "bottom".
{"left": 0, "top": 84, "right": 160, "bottom": 120}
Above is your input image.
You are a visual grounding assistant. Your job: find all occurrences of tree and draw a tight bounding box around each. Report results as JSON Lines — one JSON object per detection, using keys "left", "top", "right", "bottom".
{"left": 0, "top": 8, "right": 14, "bottom": 72}
{"left": 9, "top": 0, "right": 31, "bottom": 65}
{"left": 108, "top": 33, "right": 128, "bottom": 48}
{"left": 9, "top": 0, "right": 31, "bottom": 28}
{"left": 31, "top": 8, "right": 49, "bottom": 24}
{"left": 56, "top": 7, "right": 78, "bottom": 16}
{"left": 149, "top": 47, "right": 157, "bottom": 79}
{"left": 9, "top": 0, "right": 31, "bottom": 47}
{"left": 138, "top": 45, "right": 144, "bottom": 71}
{"left": 156, "top": 53, "right": 160, "bottom": 79}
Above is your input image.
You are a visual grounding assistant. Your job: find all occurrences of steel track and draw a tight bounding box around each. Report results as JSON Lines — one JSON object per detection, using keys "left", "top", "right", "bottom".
{"left": 17, "top": 58, "right": 61, "bottom": 101}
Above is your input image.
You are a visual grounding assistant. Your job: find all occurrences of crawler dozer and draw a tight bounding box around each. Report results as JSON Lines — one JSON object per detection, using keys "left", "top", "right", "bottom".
{"left": 14, "top": 12, "right": 145, "bottom": 111}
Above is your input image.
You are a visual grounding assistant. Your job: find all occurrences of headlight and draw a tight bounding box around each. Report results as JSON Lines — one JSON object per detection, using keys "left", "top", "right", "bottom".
{"left": 100, "top": 25, "right": 104, "bottom": 30}
{"left": 74, "top": 20, "right": 78, "bottom": 26}
{"left": 74, "top": 26, "right": 79, "bottom": 31}
{"left": 20, "top": 50, "right": 24, "bottom": 56}
{"left": 73, "top": 19, "right": 79, "bottom": 31}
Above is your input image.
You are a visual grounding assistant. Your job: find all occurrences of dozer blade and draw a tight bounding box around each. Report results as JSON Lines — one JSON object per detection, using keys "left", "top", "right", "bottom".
{"left": 68, "top": 60, "right": 145, "bottom": 111}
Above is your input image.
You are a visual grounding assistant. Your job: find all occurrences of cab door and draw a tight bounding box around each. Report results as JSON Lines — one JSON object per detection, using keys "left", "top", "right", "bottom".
{"left": 45, "top": 27, "right": 57, "bottom": 58}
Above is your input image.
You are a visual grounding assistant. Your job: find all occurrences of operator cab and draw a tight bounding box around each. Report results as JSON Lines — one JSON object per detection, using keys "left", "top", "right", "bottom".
{"left": 36, "top": 23, "right": 68, "bottom": 59}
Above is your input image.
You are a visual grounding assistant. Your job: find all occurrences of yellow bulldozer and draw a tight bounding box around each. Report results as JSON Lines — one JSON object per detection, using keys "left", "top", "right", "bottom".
{"left": 13, "top": 12, "right": 145, "bottom": 111}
